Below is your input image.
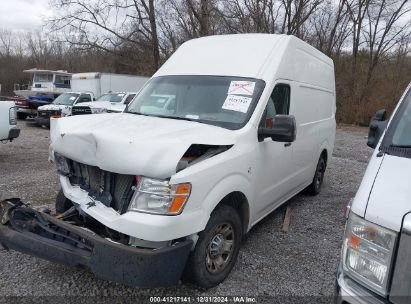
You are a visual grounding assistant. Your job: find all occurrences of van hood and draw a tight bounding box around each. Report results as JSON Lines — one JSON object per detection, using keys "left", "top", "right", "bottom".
{"left": 364, "top": 154, "right": 411, "bottom": 232}
{"left": 50, "top": 113, "right": 236, "bottom": 179}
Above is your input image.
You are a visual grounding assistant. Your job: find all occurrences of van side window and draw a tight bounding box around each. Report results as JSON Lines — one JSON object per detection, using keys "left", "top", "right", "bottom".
{"left": 260, "top": 84, "right": 290, "bottom": 128}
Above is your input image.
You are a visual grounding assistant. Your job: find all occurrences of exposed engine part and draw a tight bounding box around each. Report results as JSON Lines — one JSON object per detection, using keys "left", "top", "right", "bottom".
{"left": 176, "top": 144, "right": 232, "bottom": 172}
{"left": 55, "top": 153, "right": 136, "bottom": 214}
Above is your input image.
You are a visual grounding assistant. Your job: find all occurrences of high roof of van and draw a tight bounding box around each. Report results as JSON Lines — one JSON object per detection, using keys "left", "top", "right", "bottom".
{"left": 154, "top": 34, "right": 334, "bottom": 92}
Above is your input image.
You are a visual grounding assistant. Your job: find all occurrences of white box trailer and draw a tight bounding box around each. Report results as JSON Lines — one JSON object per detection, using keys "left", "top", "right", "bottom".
{"left": 71, "top": 73, "right": 149, "bottom": 98}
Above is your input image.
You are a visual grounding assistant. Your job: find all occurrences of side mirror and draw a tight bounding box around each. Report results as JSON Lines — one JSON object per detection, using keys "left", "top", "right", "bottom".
{"left": 258, "top": 115, "right": 296, "bottom": 142}
{"left": 367, "top": 109, "right": 388, "bottom": 149}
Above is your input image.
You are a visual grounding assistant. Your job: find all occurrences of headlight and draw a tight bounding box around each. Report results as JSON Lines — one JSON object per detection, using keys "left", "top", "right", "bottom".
{"left": 342, "top": 212, "right": 397, "bottom": 296}
{"left": 128, "top": 177, "right": 191, "bottom": 215}
{"left": 9, "top": 107, "right": 17, "bottom": 125}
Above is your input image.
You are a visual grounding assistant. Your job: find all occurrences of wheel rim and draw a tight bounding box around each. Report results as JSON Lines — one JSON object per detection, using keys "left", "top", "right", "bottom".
{"left": 315, "top": 161, "right": 325, "bottom": 189}
{"left": 206, "top": 222, "right": 235, "bottom": 274}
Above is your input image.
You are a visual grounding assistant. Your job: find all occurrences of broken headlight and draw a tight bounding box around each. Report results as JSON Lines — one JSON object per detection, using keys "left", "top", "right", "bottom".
{"left": 342, "top": 212, "right": 397, "bottom": 296}
{"left": 128, "top": 177, "right": 191, "bottom": 215}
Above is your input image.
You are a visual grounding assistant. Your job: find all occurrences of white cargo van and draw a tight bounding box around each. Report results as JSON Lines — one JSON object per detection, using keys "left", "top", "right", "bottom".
{"left": 0, "top": 101, "right": 20, "bottom": 142}
{"left": 336, "top": 83, "right": 411, "bottom": 303}
{"left": 0, "top": 34, "right": 336, "bottom": 288}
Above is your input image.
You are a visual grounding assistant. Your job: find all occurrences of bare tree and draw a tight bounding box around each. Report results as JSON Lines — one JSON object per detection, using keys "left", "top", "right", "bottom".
{"left": 309, "top": 0, "right": 351, "bottom": 56}
{"left": 363, "top": 0, "right": 411, "bottom": 85}
{"left": 48, "top": 0, "right": 161, "bottom": 72}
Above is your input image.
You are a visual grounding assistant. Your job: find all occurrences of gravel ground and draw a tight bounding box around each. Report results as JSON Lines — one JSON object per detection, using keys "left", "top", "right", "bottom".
{"left": 0, "top": 120, "right": 374, "bottom": 301}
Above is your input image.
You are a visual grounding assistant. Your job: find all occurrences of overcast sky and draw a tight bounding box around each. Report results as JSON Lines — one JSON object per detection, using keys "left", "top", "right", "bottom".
{"left": 0, "top": 0, "right": 51, "bottom": 31}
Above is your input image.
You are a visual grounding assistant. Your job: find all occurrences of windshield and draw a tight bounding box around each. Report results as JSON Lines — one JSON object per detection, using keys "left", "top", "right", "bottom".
{"left": 126, "top": 76, "right": 265, "bottom": 130}
{"left": 381, "top": 87, "right": 411, "bottom": 155}
{"left": 52, "top": 93, "right": 80, "bottom": 105}
{"left": 97, "top": 93, "right": 125, "bottom": 103}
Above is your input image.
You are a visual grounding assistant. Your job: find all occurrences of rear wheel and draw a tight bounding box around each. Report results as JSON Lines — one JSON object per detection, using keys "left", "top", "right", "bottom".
{"left": 306, "top": 156, "right": 326, "bottom": 195}
{"left": 55, "top": 189, "right": 73, "bottom": 214}
{"left": 183, "top": 205, "right": 242, "bottom": 288}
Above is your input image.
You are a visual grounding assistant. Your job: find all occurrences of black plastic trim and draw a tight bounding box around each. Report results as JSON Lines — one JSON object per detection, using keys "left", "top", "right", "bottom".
{"left": 0, "top": 202, "right": 192, "bottom": 287}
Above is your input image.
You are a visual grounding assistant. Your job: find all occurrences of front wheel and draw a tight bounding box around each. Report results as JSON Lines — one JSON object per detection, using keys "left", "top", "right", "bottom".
{"left": 183, "top": 205, "right": 243, "bottom": 288}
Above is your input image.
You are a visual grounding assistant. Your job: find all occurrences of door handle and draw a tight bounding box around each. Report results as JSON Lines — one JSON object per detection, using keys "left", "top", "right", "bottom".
{"left": 284, "top": 142, "right": 292, "bottom": 147}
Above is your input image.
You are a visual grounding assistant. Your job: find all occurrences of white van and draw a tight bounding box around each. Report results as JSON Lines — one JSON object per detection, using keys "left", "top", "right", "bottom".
{"left": 336, "top": 83, "right": 411, "bottom": 303}
{"left": 0, "top": 101, "right": 20, "bottom": 142}
{"left": 0, "top": 34, "right": 336, "bottom": 288}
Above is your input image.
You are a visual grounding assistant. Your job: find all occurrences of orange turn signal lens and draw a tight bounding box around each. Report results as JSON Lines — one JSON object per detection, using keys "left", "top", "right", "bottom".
{"left": 168, "top": 183, "right": 191, "bottom": 214}
{"left": 348, "top": 233, "right": 360, "bottom": 249}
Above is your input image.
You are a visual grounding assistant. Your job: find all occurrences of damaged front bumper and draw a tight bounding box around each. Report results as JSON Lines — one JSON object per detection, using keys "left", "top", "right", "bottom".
{"left": 0, "top": 199, "right": 193, "bottom": 287}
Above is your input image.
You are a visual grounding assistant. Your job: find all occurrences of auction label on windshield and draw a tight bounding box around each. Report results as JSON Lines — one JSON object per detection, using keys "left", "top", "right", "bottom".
{"left": 228, "top": 81, "right": 256, "bottom": 96}
{"left": 222, "top": 95, "right": 252, "bottom": 113}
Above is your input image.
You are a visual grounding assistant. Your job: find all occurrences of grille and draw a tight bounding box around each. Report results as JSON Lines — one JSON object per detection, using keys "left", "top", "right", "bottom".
{"left": 72, "top": 106, "right": 92, "bottom": 115}
{"left": 389, "top": 215, "right": 411, "bottom": 304}
{"left": 38, "top": 110, "right": 61, "bottom": 118}
{"left": 66, "top": 158, "right": 135, "bottom": 214}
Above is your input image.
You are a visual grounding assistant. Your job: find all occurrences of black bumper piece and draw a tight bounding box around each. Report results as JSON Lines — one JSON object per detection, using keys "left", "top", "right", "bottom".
{"left": 8, "top": 128, "right": 20, "bottom": 140}
{"left": 35, "top": 116, "right": 50, "bottom": 127}
{"left": 0, "top": 200, "right": 193, "bottom": 287}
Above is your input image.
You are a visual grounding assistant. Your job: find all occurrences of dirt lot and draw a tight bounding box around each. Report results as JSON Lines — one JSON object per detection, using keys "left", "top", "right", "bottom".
{"left": 0, "top": 121, "right": 373, "bottom": 300}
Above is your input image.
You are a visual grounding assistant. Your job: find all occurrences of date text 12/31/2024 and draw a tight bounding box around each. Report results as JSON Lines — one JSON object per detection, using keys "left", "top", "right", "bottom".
{"left": 149, "top": 296, "right": 257, "bottom": 303}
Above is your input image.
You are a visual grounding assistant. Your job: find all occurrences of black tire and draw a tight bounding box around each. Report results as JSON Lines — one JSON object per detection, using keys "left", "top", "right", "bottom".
{"left": 17, "top": 112, "right": 28, "bottom": 120}
{"left": 182, "top": 205, "right": 243, "bottom": 288}
{"left": 55, "top": 189, "right": 73, "bottom": 213}
{"left": 305, "top": 156, "right": 326, "bottom": 195}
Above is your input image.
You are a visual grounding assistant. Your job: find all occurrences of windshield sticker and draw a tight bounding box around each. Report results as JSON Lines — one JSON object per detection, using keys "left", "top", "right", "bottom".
{"left": 69, "top": 96, "right": 76, "bottom": 100}
{"left": 117, "top": 94, "right": 125, "bottom": 97}
{"left": 157, "top": 98, "right": 166, "bottom": 104}
{"left": 222, "top": 95, "right": 252, "bottom": 113}
{"left": 228, "top": 81, "right": 256, "bottom": 96}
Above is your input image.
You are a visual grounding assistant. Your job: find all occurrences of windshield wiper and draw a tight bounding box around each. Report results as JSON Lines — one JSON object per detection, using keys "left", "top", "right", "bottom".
{"left": 153, "top": 115, "right": 196, "bottom": 122}
{"left": 127, "top": 111, "right": 149, "bottom": 116}
{"left": 126, "top": 112, "right": 199, "bottom": 122}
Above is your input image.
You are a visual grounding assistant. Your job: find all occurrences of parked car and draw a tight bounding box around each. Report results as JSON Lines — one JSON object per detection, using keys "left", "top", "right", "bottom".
{"left": 35, "top": 92, "right": 95, "bottom": 127}
{"left": 0, "top": 101, "right": 20, "bottom": 142}
{"left": 336, "top": 82, "right": 411, "bottom": 304}
{"left": 71, "top": 92, "right": 137, "bottom": 115}
{"left": 0, "top": 34, "right": 336, "bottom": 288}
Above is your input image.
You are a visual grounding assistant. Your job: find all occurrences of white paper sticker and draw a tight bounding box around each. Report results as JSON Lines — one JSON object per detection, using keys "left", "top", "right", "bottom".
{"left": 69, "top": 96, "right": 76, "bottom": 100}
{"left": 222, "top": 95, "right": 252, "bottom": 113}
{"left": 157, "top": 98, "right": 166, "bottom": 104}
{"left": 118, "top": 94, "right": 125, "bottom": 97}
{"left": 228, "top": 81, "right": 256, "bottom": 96}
